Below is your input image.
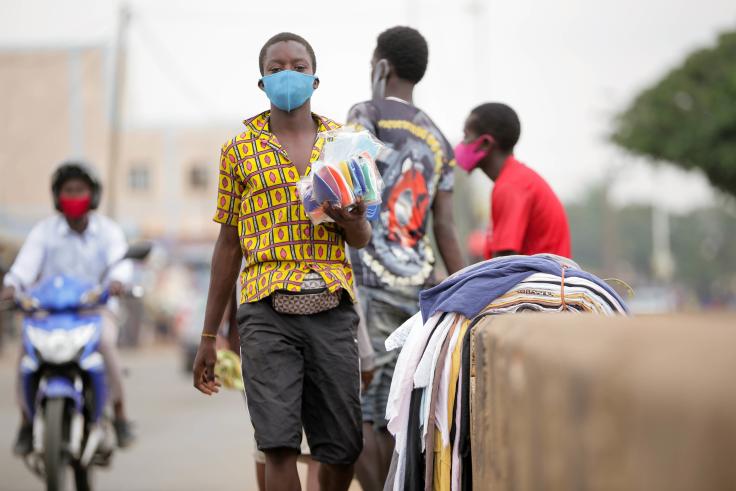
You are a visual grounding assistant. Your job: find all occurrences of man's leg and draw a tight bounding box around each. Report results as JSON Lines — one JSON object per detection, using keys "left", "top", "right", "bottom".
{"left": 98, "top": 310, "right": 124, "bottom": 413}
{"left": 238, "top": 300, "right": 305, "bottom": 491}
{"left": 306, "top": 458, "right": 320, "bottom": 491}
{"left": 97, "top": 310, "right": 134, "bottom": 446}
{"left": 372, "top": 360, "right": 397, "bottom": 481}
{"left": 13, "top": 344, "right": 32, "bottom": 455}
{"left": 264, "top": 448, "right": 300, "bottom": 491}
{"left": 355, "top": 421, "right": 384, "bottom": 491}
{"left": 355, "top": 370, "right": 383, "bottom": 491}
{"left": 376, "top": 428, "right": 396, "bottom": 477}
{"left": 355, "top": 289, "right": 407, "bottom": 489}
{"left": 301, "top": 298, "right": 362, "bottom": 491}
{"left": 319, "top": 462, "right": 354, "bottom": 491}
{"left": 255, "top": 461, "right": 266, "bottom": 491}
{"left": 354, "top": 287, "right": 386, "bottom": 491}
{"left": 254, "top": 447, "right": 267, "bottom": 491}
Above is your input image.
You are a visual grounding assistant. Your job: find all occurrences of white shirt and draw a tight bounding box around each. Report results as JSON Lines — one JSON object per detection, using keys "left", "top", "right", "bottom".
{"left": 4, "top": 213, "right": 133, "bottom": 291}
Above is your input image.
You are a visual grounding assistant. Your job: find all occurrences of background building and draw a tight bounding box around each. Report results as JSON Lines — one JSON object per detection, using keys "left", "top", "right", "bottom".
{"left": 0, "top": 45, "right": 234, "bottom": 253}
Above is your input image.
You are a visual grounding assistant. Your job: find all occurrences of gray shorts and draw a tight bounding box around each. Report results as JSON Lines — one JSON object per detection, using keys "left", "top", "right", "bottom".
{"left": 358, "top": 286, "right": 418, "bottom": 429}
{"left": 237, "top": 294, "right": 363, "bottom": 465}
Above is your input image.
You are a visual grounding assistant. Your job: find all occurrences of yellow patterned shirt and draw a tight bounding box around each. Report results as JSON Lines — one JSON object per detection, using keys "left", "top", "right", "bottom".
{"left": 214, "top": 111, "right": 356, "bottom": 304}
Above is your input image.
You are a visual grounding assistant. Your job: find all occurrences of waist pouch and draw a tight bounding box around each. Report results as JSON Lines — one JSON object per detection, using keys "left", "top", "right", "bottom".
{"left": 272, "top": 271, "right": 341, "bottom": 315}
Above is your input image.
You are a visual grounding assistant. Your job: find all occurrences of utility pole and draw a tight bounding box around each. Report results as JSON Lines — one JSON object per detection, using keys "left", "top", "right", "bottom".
{"left": 107, "top": 4, "right": 131, "bottom": 219}
{"left": 67, "top": 48, "right": 85, "bottom": 158}
{"left": 652, "top": 205, "right": 675, "bottom": 283}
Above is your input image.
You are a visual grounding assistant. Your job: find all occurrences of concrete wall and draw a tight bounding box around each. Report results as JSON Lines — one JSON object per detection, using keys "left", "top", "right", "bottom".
{"left": 471, "top": 314, "right": 736, "bottom": 491}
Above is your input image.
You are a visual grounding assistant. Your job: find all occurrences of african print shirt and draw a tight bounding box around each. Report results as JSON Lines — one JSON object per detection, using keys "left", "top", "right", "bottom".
{"left": 213, "top": 111, "right": 355, "bottom": 304}
{"left": 347, "top": 98, "right": 455, "bottom": 291}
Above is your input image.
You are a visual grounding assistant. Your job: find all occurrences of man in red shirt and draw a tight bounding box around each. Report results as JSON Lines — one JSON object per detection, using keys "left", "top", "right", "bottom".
{"left": 455, "top": 103, "right": 571, "bottom": 258}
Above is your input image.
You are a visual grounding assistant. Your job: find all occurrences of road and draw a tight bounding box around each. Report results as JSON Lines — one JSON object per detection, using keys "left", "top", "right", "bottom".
{"left": 0, "top": 343, "right": 350, "bottom": 491}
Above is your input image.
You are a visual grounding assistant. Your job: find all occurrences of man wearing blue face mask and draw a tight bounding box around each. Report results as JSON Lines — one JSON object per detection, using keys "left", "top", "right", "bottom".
{"left": 192, "top": 32, "right": 371, "bottom": 491}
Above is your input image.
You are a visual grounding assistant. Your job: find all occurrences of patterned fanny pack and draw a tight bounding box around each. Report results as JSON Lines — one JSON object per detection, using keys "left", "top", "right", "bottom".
{"left": 271, "top": 271, "right": 341, "bottom": 315}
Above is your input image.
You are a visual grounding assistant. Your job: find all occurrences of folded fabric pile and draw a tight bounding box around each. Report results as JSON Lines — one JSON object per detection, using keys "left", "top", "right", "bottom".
{"left": 383, "top": 254, "right": 629, "bottom": 491}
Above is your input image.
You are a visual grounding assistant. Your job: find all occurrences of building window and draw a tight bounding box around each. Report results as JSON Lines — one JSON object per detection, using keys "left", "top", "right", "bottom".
{"left": 189, "top": 164, "right": 209, "bottom": 190}
{"left": 128, "top": 165, "right": 150, "bottom": 191}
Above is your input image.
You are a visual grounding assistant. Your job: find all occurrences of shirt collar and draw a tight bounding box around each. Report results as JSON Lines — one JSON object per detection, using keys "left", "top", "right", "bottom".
{"left": 242, "top": 110, "right": 340, "bottom": 167}
{"left": 496, "top": 155, "right": 519, "bottom": 181}
{"left": 55, "top": 213, "right": 98, "bottom": 237}
{"left": 243, "top": 110, "right": 336, "bottom": 142}
{"left": 385, "top": 96, "right": 411, "bottom": 105}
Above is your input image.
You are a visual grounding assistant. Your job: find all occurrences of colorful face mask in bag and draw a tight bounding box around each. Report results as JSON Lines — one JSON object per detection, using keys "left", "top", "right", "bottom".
{"left": 301, "top": 186, "right": 326, "bottom": 222}
{"left": 347, "top": 158, "right": 366, "bottom": 197}
{"left": 338, "top": 161, "right": 354, "bottom": 190}
{"left": 313, "top": 171, "right": 341, "bottom": 205}
{"left": 324, "top": 165, "right": 354, "bottom": 206}
{"left": 357, "top": 155, "right": 380, "bottom": 202}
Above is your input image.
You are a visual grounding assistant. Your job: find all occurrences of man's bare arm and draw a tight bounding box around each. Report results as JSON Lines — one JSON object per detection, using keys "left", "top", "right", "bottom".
{"left": 433, "top": 190, "right": 465, "bottom": 275}
{"left": 193, "top": 224, "right": 242, "bottom": 395}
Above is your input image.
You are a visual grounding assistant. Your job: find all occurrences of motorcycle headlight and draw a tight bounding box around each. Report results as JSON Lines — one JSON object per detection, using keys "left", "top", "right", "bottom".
{"left": 26, "top": 324, "right": 97, "bottom": 364}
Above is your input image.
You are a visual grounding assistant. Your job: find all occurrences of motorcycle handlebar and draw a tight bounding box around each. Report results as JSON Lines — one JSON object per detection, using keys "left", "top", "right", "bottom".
{"left": 3, "top": 285, "right": 145, "bottom": 313}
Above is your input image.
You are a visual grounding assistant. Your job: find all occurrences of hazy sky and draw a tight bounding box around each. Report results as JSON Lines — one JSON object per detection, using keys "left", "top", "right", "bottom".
{"left": 2, "top": 0, "right": 735, "bottom": 212}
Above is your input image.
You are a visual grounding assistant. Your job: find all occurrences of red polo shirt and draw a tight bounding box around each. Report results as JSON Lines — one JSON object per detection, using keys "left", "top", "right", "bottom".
{"left": 485, "top": 156, "right": 571, "bottom": 258}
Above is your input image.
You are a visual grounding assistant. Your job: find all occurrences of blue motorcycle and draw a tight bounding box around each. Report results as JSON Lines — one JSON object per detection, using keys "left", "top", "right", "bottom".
{"left": 15, "top": 243, "right": 150, "bottom": 491}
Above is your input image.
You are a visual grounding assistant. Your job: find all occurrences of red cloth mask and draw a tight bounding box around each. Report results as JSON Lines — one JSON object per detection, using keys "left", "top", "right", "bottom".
{"left": 59, "top": 195, "right": 91, "bottom": 219}
{"left": 454, "top": 135, "right": 494, "bottom": 172}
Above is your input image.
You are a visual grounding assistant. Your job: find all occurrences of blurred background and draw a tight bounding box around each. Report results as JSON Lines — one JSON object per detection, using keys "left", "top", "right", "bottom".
{"left": 0, "top": 0, "right": 735, "bottom": 489}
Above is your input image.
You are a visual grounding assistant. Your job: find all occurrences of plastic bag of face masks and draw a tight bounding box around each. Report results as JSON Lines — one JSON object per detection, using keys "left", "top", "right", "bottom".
{"left": 296, "top": 127, "right": 386, "bottom": 225}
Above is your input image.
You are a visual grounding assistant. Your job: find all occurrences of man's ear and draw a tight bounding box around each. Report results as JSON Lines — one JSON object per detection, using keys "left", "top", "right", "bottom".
{"left": 257, "top": 78, "right": 265, "bottom": 91}
{"left": 313, "top": 77, "right": 320, "bottom": 90}
{"left": 478, "top": 134, "right": 496, "bottom": 152}
{"left": 372, "top": 59, "right": 390, "bottom": 100}
{"left": 375, "top": 59, "right": 390, "bottom": 81}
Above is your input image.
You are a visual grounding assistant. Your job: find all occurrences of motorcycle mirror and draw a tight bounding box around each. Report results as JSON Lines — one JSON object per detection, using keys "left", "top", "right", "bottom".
{"left": 123, "top": 242, "right": 153, "bottom": 261}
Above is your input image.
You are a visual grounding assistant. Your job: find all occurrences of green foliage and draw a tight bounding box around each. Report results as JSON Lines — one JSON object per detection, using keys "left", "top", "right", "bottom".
{"left": 669, "top": 206, "right": 736, "bottom": 300}
{"left": 612, "top": 31, "right": 736, "bottom": 196}
{"left": 566, "top": 186, "right": 652, "bottom": 278}
{"left": 567, "top": 186, "right": 736, "bottom": 302}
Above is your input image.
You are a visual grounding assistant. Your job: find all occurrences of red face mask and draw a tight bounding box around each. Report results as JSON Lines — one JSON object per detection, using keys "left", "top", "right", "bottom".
{"left": 58, "top": 195, "right": 91, "bottom": 219}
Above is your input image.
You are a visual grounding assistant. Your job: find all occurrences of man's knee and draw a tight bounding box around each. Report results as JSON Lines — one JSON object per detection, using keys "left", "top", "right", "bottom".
{"left": 264, "top": 447, "right": 299, "bottom": 466}
{"left": 321, "top": 462, "right": 354, "bottom": 473}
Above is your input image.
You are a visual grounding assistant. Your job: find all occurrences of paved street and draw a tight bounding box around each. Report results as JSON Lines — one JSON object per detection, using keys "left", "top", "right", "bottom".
{"left": 0, "top": 343, "right": 332, "bottom": 491}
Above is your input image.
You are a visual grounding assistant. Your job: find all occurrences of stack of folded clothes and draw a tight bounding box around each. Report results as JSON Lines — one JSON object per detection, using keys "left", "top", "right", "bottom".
{"left": 382, "top": 254, "right": 629, "bottom": 491}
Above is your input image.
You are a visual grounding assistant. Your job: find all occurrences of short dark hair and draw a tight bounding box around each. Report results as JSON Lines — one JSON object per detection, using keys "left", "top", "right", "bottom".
{"left": 375, "top": 26, "right": 428, "bottom": 84}
{"left": 259, "top": 32, "right": 317, "bottom": 76}
{"left": 470, "top": 103, "right": 521, "bottom": 152}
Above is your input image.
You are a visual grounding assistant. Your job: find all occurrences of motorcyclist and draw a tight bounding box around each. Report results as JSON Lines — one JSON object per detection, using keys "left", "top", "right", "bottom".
{"left": 0, "top": 161, "right": 136, "bottom": 454}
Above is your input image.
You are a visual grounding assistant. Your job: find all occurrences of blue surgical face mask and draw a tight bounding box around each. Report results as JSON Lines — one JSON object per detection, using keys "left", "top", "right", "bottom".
{"left": 260, "top": 70, "right": 317, "bottom": 112}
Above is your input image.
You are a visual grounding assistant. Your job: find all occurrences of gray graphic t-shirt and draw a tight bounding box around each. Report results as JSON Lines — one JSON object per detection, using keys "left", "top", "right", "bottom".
{"left": 347, "top": 98, "right": 455, "bottom": 292}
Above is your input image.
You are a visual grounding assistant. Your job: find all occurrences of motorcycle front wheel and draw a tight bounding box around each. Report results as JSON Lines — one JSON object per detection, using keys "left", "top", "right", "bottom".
{"left": 44, "top": 398, "right": 69, "bottom": 491}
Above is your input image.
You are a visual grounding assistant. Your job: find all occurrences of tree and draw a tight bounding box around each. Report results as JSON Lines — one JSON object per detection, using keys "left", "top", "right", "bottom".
{"left": 566, "top": 184, "right": 736, "bottom": 304}
{"left": 612, "top": 30, "right": 736, "bottom": 196}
